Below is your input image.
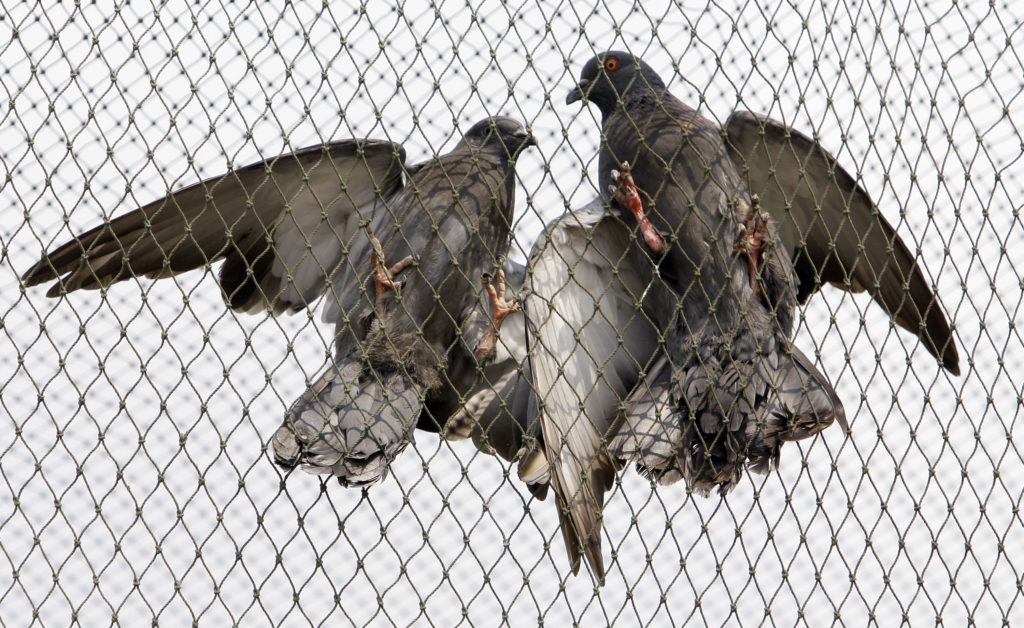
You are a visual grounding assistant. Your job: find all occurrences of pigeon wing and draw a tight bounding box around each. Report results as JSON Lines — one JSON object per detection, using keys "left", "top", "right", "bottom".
{"left": 23, "top": 140, "right": 407, "bottom": 315}
{"left": 724, "top": 111, "right": 959, "bottom": 374}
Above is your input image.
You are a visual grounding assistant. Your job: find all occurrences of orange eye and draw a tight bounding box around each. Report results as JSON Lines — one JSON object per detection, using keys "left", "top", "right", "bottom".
{"left": 604, "top": 58, "right": 619, "bottom": 72}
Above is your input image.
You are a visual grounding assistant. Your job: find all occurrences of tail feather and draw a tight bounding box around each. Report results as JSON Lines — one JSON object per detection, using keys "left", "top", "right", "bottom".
{"left": 540, "top": 464, "right": 609, "bottom": 584}
{"left": 608, "top": 357, "right": 685, "bottom": 485}
{"left": 272, "top": 358, "right": 424, "bottom": 486}
{"left": 556, "top": 501, "right": 583, "bottom": 576}
{"left": 610, "top": 336, "right": 843, "bottom": 495}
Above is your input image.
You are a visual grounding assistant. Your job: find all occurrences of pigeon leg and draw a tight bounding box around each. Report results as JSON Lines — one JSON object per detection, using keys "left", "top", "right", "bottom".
{"left": 609, "top": 162, "right": 665, "bottom": 254}
{"left": 475, "top": 264, "right": 520, "bottom": 360}
{"left": 366, "top": 226, "right": 413, "bottom": 312}
{"left": 734, "top": 195, "right": 769, "bottom": 298}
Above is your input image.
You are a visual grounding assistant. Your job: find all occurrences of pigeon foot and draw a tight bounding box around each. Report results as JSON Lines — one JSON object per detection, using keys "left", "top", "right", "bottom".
{"left": 366, "top": 226, "right": 413, "bottom": 312}
{"left": 610, "top": 162, "right": 664, "bottom": 254}
{"left": 734, "top": 194, "right": 769, "bottom": 299}
{"left": 475, "top": 263, "right": 520, "bottom": 360}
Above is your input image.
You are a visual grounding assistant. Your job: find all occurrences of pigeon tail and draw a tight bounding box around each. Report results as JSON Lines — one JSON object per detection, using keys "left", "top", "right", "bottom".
{"left": 272, "top": 356, "right": 424, "bottom": 486}
{"left": 610, "top": 337, "right": 843, "bottom": 495}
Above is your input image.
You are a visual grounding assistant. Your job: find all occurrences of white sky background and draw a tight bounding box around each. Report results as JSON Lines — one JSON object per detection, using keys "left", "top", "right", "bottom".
{"left": 1, "top": 0, "right": 1021, "bottom": 625}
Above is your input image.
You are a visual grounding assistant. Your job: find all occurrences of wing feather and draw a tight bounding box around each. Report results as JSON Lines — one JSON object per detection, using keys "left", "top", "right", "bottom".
{"left": 22, "top": 140, "right": 407, "bottom": 314}
{"left": 724, "top": 111, "right": 959, "bottom": 374}
{"left": 526, "top": 199, "right": 659, "bottom": 582}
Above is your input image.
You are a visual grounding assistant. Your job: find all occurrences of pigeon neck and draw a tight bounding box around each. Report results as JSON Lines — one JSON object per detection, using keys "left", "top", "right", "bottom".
{"left": 601, "top": 87, "right": 660, "bottom": 120}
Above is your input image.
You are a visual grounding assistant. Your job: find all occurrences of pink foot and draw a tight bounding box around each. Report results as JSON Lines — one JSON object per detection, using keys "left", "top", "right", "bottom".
{"left": 734, "top": 195, "right": 769, "bottom": 299}
{"left": 609, "top": 162, "right": 664, "bottom": 254}
{"left": 367, "top": 226, "right": 413, "bottom": 312}
{"left": 475, "top": 264, "right": 520, "bottom": 360}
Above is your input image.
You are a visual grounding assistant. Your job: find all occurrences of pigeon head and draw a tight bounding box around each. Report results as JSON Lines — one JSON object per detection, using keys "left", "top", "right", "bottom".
{"left": 565, "top": 51, "right": 666, "bottom": 115}
{"left": 464, "top": 116, "right": 536, "bottom": 159}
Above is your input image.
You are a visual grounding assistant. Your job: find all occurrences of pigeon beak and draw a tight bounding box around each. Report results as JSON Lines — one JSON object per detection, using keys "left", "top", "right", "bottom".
{"left": 512, "top": 131, "right": 536, "bottom": 151}
{"left": 566, "top": 78, "right": 591, "bottom": 105}
{"left": 508, "top": 131, "right": 536, "bottom": 158}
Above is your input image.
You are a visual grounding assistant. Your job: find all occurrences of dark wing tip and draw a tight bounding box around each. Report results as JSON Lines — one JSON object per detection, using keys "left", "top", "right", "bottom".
{"left": 833, "top": 391, "right": 850, "bottom": 434}
{"left": 727, "top": 110, "right": 961, "bottom": 376}
{"left": 21, "top": 232, "right": 97, "bottom": 291}
{"left": 936, "top": 332, "right": 961, "bottom": 376}
{"left": 944, "top": 360, "right": 961, "bottom": 377}
{"left": 43, "top": 280, "right": 67, "bottom": 299}
{"left": 21, "top": 260, "right": 55, "bottom": 288}
{"left": 23, "top": 241, "right": 107, "bottom": 297}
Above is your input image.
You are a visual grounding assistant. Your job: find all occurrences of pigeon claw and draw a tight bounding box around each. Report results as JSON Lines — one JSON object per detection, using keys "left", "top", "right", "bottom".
{"left": 475, "top": 264, "right": 520, "bottom": 360}
{"left": 366, "top": 226, "right": 413, "bottom": 313}
{"left": 734, "top": 195, "right": 769, "bottom": 300}
{"left": 609, "top": 162, "right": 664, "bottom": 254}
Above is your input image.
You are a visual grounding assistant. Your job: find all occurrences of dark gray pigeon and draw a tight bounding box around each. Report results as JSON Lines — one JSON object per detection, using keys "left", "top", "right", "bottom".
{"left": 536, "top": 50, "right": 958, "bottom": 583}
{"left": 22, "top": 116, "right": 537, "bottom": 485}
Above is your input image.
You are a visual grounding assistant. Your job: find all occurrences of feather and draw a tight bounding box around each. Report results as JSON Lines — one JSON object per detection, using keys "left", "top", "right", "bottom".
{"left": 724, "top": 111, "right": 959, "bottom": 374}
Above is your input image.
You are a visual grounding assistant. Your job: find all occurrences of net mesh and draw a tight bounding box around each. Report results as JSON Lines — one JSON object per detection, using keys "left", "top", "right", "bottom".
{"left": 2, "top": 1, "right": 1021, "bottom": 625}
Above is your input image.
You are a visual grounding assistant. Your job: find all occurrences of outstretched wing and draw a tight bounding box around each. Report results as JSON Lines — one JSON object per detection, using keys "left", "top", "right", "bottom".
{"left": 526, "top": 199, "right": 659, "bottom": 583}
{"left": 724, "top": 111, "right": 959, "bottom": 374}
{"left": 22, "top": 140, "right": 407, "bottom": 315}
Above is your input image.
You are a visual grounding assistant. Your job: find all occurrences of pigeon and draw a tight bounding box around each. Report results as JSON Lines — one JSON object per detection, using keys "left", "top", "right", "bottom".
{"left": 534, "top": 50, "right": 959, "bottom": 583}
{"left": 22, "top": 116, "right": 538, "bottom": 485}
